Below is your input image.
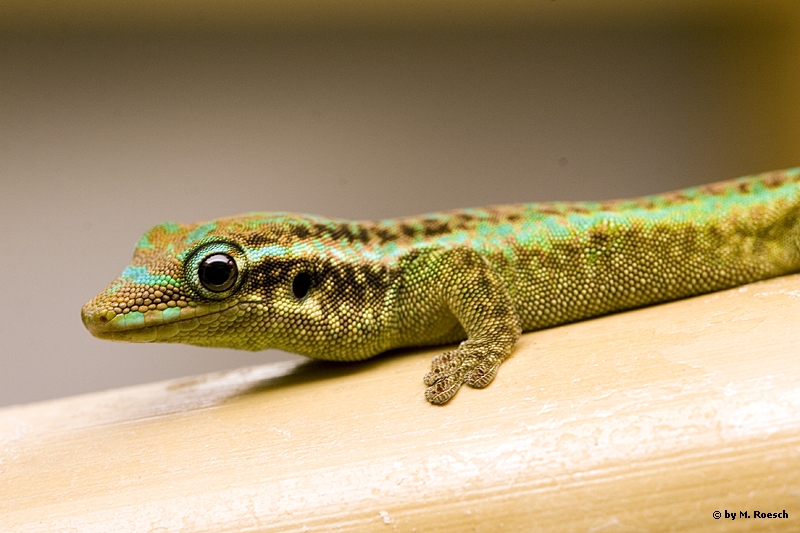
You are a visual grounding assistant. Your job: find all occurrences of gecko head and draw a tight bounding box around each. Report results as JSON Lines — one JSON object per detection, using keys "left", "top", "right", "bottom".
{"left": 82, "top": 214, "right": 395, "bottom": 359}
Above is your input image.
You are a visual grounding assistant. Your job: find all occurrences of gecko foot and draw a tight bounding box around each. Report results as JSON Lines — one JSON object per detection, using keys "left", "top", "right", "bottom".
{"left": 423, "top": 342, "right": 505, "bottom": 404}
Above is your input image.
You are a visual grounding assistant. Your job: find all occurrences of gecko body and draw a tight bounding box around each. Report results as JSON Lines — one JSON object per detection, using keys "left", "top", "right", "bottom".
{"left": 83, "top": 168, "right": 800, "bottom": 403}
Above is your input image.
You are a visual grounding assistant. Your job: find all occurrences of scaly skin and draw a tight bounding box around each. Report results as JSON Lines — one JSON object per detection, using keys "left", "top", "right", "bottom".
{"left": 83, "top": 168, "right": 800, "bottom": 403}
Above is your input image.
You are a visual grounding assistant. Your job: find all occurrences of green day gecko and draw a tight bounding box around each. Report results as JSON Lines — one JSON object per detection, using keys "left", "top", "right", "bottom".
{"left": 83, "top": 168, "right": 800, "bottom": 404}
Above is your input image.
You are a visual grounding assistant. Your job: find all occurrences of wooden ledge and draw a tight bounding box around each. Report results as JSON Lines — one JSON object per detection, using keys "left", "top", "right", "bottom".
{"left": 2, "top": 275, "right": 800, "bottom": 531}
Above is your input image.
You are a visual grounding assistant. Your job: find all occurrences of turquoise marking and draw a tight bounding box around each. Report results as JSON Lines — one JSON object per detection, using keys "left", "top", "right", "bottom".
{"left": 248, "top": 241, "right": 342, "bottom": 262}
{"left": 329, "top": 247, "right": 348, "bottom": 261}
{"left": 136, "top": 234, "right": 155, "bottom": 250}
{"left": 185, "top": 222, "right": 217, "bottom": 245}
{"left": 162, "top": 307, "right": 181, "bottom": 322}
{"left": 140, "top": 222, "right": 183, "bottom": 250}
{"left": 247, "top": 244, "right": 288, "bottom": 262}
{"left": 565, "top": 213, "right": 597, "bottom": 232}
{"left": 446, "top": 232, "right": 469, "bottom": 246}
{"left": 119, "top": 265, "right": 178, "bottom": 287}
{"left": 475, "top": 221, "right": 495, "bottom": 238}
{"left": 311, "top": 240, "right": 328, "bottom": 253}
{"left": 160, "top": 221, "right": 182, "bottom": 233}
{"left": 121, "top": 311, "right": 145, "bottom": 329}
{"left": 121, "top": 265, "right": 150, "bottom": 281}
{"left": 542, "top": 217, "right": 571, "bottom": 239}
{"left": 363, "top": 240, "right": 404, "bottom": 261}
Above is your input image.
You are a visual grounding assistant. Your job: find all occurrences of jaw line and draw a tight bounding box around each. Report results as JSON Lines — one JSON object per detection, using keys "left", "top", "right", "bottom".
{"left": 86, "top": 300, "right": 243, "bottom": 341}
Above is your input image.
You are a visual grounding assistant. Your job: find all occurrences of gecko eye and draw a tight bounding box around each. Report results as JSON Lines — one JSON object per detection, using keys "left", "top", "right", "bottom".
{"left": 199, "top": 253, "right": 238, "bottom": 292}
{"left": 292, "top": 272, "right": 312, "bottom": 299}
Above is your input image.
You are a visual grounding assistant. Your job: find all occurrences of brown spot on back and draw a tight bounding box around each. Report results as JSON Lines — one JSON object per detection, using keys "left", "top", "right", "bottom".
{"left": 762, "top": 171, "right": 788, "bottom": 189}
{"left": 400, "top": 224, "right": 416, "bottom": 238}
{"left": 634, "top": 198, "right": 657, "bottom": 210}
{"left": 453, "top": 212, "right": 479, "bottom": 225}
{"left": 422, "top": 220, "right": 450, "bottom": 237}
{"left": 289, "top": 224, "right": 311, "bottom": 239}
{"left": 660, "top": 191, "right": 691, "bottom": 204}
{"left": 536, "top": 205, "right": 563, "bottom": 216}
{"left": 372, "top": 227, "right": 397, "bottom": 243}
{"left": 327, "top": 223, "right": 371, "bottom": 244}
{"left": 564, "top": 203, "right": 592, "bottom": 215}
{"left": 698, "top": 181, "right": 729, "bottom": 195}
{"left": 598, "top": 201, "right": 620, "bottom": 212}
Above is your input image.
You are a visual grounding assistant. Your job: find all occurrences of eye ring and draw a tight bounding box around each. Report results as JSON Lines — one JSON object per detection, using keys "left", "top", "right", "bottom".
{"left": 292, "top": 272, "right": 312, "bottom": 299}
{"left": 199, "top": 253, "right": 238, "bottom": 292}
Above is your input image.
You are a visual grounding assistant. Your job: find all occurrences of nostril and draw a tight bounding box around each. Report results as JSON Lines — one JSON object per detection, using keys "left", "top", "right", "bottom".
{"left": 99, "top": 315, "right": 108, "bottom": 323}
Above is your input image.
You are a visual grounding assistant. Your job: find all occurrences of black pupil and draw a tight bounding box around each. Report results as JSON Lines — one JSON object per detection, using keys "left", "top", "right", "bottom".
{"left": 292, "top": 272, "right": 312, "bottom": 299}
{"left": 199, "top": 254, "right": 237, "bottom": 292}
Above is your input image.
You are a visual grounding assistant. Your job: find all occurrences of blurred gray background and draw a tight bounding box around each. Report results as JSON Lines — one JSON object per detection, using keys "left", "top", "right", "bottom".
{"left": 2, "top": 1, "right": 799, "bottom": 407}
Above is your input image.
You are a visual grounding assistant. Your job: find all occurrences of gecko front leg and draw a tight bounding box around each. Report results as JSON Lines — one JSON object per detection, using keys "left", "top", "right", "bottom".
{"left": 401, "top": 247, "right": 522, "bottom": 404}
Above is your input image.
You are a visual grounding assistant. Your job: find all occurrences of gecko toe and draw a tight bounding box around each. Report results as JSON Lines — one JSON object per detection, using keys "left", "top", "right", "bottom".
{"left": 465, "top": 360, "right": 500, "bottom": 388}
{"left": 423, "top": 342, "right": 510, "bottom": 402}
{"left": 424, "top": 376, "right": 461, "bottom": 404}
{"left": 423, "top": 349, "right": 461, "bottom": 386}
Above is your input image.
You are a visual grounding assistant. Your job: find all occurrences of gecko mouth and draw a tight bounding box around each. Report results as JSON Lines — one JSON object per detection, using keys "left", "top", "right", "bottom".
{"left": 81, "top": 301, "right": 238, "bottom": 343}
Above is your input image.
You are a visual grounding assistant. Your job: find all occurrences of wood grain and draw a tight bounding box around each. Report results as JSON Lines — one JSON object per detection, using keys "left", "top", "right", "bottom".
{"left": 2, "top": 274, "right": 800, "bottom": 532}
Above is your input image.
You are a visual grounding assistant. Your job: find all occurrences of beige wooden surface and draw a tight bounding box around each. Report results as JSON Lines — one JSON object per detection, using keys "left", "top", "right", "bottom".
{"left": 2, "top": 274, "right": 800, "bottom": 532}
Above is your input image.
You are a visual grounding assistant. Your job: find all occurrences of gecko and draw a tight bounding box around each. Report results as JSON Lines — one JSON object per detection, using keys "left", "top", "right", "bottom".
{"left": 82, "top": 167, "right": 800, "bottom": 404}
